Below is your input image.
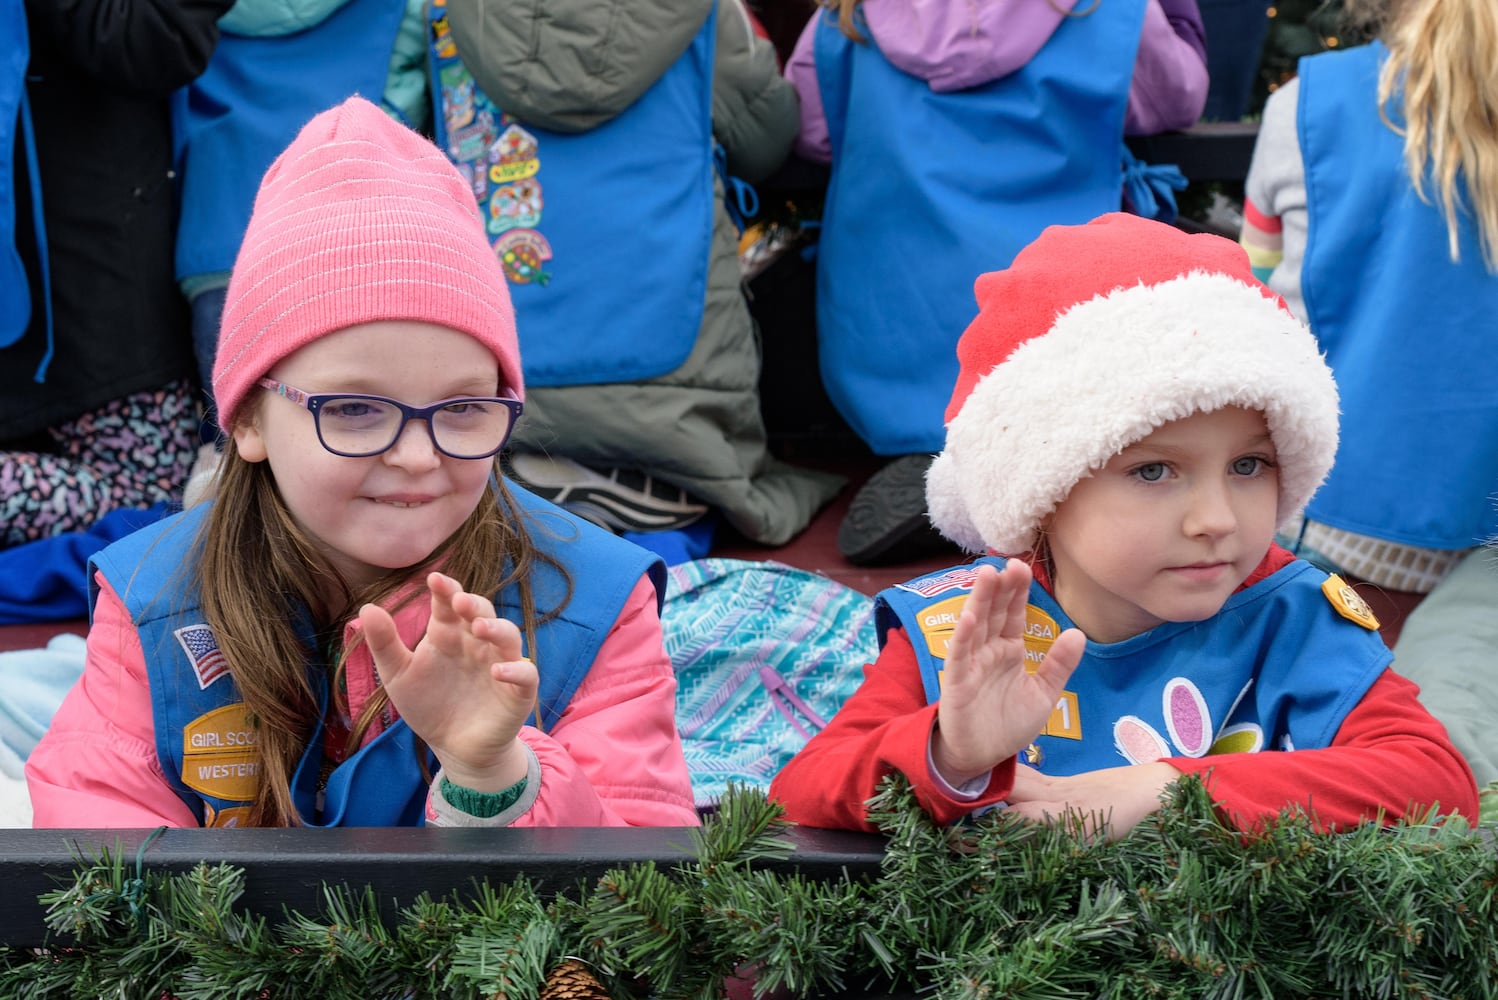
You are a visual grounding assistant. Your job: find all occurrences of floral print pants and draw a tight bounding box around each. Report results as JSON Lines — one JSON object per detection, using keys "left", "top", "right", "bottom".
{"left": 0, "top": 380, "right": 199, "bottom": 548}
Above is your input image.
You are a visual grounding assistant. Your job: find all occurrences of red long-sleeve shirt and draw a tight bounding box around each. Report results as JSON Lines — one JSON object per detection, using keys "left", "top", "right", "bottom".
{"left": 768, "top": 625, "right": 1479, "bottom": 833}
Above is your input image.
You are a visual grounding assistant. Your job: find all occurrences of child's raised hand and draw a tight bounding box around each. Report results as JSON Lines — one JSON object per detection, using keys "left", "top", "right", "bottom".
{"left": 931, "top": 561, "right": 1085, "bottom": 787}
{"left": 359, "top": 572, "right": 536, "bottom": 792}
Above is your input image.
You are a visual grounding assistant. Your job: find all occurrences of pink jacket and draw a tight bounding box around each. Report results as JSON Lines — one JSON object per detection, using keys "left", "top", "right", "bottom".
{"left": 27, "top": 573, "right": 699, "bottom": 828}
{"left": 787, "top": 0, "right": 1210, "bottom": 163}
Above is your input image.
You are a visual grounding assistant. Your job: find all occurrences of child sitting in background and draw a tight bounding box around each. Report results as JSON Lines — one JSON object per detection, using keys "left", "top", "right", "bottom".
{"left": 785, "top": 0, "right": 1209, "bottom": 565}
{"left": 1238, "top": 0, "right": 1498, "bottom": 597}
{"left": 1237, "top": 0, "right": 1498, "bottom": 814}
{"left": 770, "top": 213, "right": 1479, "bottom": 836}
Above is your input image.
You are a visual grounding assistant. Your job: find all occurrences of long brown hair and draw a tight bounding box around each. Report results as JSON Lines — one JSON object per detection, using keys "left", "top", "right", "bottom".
{"left": 1351, "top": 0, "right": 1498, "bottom": 269}
{"left": 193, "top": 444, "right": 564, "bottom": 827}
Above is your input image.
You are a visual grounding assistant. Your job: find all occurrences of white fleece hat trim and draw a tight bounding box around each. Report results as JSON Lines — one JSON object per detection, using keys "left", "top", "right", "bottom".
{"left": 926, "top": 271, "right": 1341, "bottom": 554}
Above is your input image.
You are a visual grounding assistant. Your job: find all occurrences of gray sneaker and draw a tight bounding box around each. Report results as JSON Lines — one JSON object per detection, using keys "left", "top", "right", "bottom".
{"left": 503, "top": 452, "right": 709, "bottom": 533}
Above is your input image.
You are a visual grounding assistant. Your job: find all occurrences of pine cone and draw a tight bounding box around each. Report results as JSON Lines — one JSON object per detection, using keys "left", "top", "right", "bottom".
{"left": 540, "top": 959, "right": 611, "bottom": 1000}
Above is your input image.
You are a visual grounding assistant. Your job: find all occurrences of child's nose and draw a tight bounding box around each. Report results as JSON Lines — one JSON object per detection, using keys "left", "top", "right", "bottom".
{"left": 382, "top": 418, "right": 442, "bottom": 470}
{"left": 1183, "top": 479, "right": 1237, "bottom": 538}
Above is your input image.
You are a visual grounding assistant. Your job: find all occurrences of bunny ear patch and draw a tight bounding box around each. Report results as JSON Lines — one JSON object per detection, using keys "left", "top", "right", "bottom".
{"left": 1114, "top": 716, "right": 1171, "bottom": 765}
{"left": 1210, "top": 723, "right": 1264, "bottom": 755}
{"left": 1162, "top": 678, "right": 1213, "bottom": 757}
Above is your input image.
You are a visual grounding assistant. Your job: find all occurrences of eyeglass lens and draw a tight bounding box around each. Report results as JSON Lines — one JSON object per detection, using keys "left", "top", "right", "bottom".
{"left": 316, "top": 397, "right": 513, "bottom": 458}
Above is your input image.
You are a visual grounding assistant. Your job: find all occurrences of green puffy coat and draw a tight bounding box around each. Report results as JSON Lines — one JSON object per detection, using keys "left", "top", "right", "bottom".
{"left": 447, "top": 0, "right": 843, "bottom": 546}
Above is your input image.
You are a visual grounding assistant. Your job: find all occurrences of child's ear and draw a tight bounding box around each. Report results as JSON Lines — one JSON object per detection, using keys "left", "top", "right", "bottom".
{"left": 231, "top": 411, "right": 268, "bottom": 464}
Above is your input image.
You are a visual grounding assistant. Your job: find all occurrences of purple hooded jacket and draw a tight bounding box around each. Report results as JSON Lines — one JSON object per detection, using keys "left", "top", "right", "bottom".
{"left": 788, "top": 0, "right": 1209, "bottom": 162}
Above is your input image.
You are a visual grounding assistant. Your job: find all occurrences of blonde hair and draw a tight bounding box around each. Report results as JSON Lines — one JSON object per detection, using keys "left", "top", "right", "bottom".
{"left": 819, "top": 0, "right": 865, "bottom": 42}
{"left": 194, "top": 444, "right": 564, "bottom": 827}
{"left": 1362, "top": 0, "right": 1498, "bottom": 269}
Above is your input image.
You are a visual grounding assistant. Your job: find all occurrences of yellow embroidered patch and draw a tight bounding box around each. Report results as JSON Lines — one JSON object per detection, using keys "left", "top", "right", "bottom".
{"left": 916, "top": 595, "right": 967, "bottom": 658}
{"left": 1321, "top": 574, "right": 1380, "bottom": 630}
{"left": 1042, "top": 691, "right": 1082, "bottom": 740}
{"left": 202, "top": 803, "right": 253, "bottom": 828}
{"left": 1021, "top": 604, "right": 1061, "bottom": 674}
{"left": 181, "top": 703, "right": 260, "bottom": 802}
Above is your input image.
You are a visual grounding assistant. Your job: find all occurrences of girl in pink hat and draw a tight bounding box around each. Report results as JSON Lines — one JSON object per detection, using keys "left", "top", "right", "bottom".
{"left": 26, "top": 97, "right": 697, "bottom": 830}
{"left": 770, "top": 213, "right": 1479, "bottom": 836}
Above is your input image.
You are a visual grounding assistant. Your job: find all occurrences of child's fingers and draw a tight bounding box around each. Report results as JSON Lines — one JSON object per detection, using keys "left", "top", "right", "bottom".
{"left": 948, "top": 562, "right": 1029, "bottom": 666}
{"left": 945, "top": 571, "right": 992, "bottom": 666}
{"left": 950, "top": 564, "right": 1003, "bottom": 653}
{"left": 358, "top": 603, "right": 411, "bottom": 679}
{"left": 491, "top": 654, "right": 539, "bottom": 692}
{"left": 1040, "top": 628, "right": 1086, "bottom": 689}
{"left": 451, "top": 588, "right": 498, "bottom": 623}
{"left": 473, "top": 614, "right": 525, "bottom": 662}
{"left": 426, "top": 571, "right": 463, "bottom": 624}
{"left": 997, "top": 559, "right": 1034, "bottom": 638}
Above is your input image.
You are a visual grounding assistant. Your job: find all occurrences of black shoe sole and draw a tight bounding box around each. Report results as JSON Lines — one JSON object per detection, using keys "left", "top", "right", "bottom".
{"left": 837, "top": 455, "right": 956, "bottom": 567}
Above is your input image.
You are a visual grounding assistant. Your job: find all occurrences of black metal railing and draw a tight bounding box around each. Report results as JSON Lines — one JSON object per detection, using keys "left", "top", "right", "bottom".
{"left": 0, "top": 825, "right": 888, "bottom": 947}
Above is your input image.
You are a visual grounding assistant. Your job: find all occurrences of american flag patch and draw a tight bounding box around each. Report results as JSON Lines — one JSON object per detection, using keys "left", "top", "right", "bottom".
{"left": 895, "top": 566, "right": 983, "bottom": 599}
{"left": 174, "top": 624, "right": 230, "bottom": 690}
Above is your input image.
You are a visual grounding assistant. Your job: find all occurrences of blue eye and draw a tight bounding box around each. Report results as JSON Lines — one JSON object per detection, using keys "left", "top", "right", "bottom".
{"left": 1133, "top": 463, "right": 1167, "bottom": 482}
{"left": 1232, "top": 456, "right": 1264, "bottom": 476}
{"left": 318, "top": 397, "right": 397, "bottom": 431}
{"left": 324, "top": 400, "right": 376, "bottom": 419}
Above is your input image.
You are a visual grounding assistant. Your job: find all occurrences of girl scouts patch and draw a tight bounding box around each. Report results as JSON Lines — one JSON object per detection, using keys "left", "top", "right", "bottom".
{"left": 449, "top": 108, "right": 495, "bottom": 167}
{"left": 182, "top": 703, "right": 260, "bottom": 802}
{"left": 489, "top": 177, "right": 543, "bottom": 234}
{"left": 491, "top": 124, "right": 540, "bottom": 182}
{"left": 1112, "top": 677, "right": 1264, "bottom": 765}
{"left": 495, "top": 229, "right": 552, "bottom": 285}
{"left": 428, "top": 0, "right": 554, "bottom": 285}
{"left": 202, "top": 803, "right": 253, "bottom": 828}
{"left": 1321, "top": 574, "right": 1380, "bottom": 630}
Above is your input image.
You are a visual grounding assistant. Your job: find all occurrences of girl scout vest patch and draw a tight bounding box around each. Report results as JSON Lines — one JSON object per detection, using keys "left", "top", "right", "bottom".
{"left": 425, "top": 0, "right": 715, "bottom": 386}
{"left": 875, "top": 556, "right": 1391, "bottom": 775}
{"left": 429, "top": 3, "right": 552, "bottom": 286}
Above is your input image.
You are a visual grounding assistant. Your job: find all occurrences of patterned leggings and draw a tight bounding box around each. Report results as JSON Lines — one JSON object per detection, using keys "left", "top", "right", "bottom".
{"left": 0, "top": 379, "right": 199, "bottom": 548}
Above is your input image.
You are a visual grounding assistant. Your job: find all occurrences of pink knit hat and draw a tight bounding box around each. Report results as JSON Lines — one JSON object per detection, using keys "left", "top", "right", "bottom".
{"left": 213, "top": 96, "right": 522, "bottom": 433}
{"left": 925, "top": 213, "right": 1340, "bottom": 555}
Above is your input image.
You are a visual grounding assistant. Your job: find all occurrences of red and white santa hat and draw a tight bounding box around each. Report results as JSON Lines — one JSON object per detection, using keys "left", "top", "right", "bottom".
{"left": 925, "top": 212, "right": 1341, "bottom": 555}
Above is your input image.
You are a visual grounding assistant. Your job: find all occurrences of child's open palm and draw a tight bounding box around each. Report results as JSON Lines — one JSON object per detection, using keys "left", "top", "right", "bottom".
{"left": 931, "top": 561, "right": 1085, "bottom": 787}
{"left": 359, "top": 572, "right": 536, "bottom": 791}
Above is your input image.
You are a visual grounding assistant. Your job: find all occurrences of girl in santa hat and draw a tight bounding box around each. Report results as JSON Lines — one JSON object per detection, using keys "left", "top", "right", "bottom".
{"left": 770, "top": 213, "right": 1479, "bottom": 836}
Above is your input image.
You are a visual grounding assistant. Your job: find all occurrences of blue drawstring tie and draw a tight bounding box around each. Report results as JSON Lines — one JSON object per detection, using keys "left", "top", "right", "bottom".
{"left": 712, "top": 143, "right": 759, "bottom": 235}
{"left": 1121, "top": 142, "right": 1188, "bottom": 225}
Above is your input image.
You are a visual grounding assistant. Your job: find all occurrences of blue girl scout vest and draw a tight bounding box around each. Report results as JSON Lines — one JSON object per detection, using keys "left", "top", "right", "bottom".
{"left": 172, "top": 0, "right": 407, "bottom": 282}
{"left": 426, "top": 0, "right": 715, "bottom": 386}
{"left": 811, "top": 0, "right": 1144, "bottom": 455}
{"left": 1298, "top": 42, "right": 1498, "bottom": 549}
{"left": 876, "top": 556, "right": 1390, "bottom": 775}
{"left": 88, "top": 489, "right": 664, "bottom": 828}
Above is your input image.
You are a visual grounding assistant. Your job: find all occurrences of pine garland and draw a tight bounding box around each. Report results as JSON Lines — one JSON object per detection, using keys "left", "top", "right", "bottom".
{"left": 3, "top": 777, "right": 1495, "bottom": 999}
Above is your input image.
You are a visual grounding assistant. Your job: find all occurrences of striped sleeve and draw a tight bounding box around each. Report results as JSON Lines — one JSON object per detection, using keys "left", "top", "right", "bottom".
{"left": 1240, "top": 196, "right": 1284, "bottom": 285}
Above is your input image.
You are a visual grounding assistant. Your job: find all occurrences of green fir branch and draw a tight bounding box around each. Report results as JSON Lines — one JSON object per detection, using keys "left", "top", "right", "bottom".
{"left": 3, "top": 778, "right": 1496, "bottom": 999}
